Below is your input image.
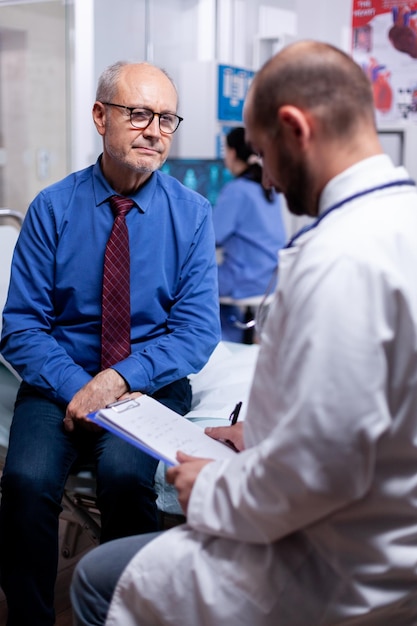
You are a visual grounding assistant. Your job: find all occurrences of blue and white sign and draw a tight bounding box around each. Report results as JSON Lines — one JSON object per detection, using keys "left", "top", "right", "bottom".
{"left": 217, "top": 64, "right": 255, "bottom": 122}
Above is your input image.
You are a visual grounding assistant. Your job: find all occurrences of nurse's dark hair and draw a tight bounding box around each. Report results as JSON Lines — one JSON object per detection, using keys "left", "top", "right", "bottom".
{"left": 251, "top": 40, "right": 376, "bottom": 139}
{"left": 96, "top": 60, "right": 178, "bottom": 103}
{"left": 226, "top": 126, "right": 274, "bottom": 202}
{"left": 226, "top": 126, "right": 255, "bottom": 162}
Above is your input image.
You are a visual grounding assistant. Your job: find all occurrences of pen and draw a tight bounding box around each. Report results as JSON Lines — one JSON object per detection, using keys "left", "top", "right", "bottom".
{"left": 229, "top": 401, "right": 242, "bottom": 426}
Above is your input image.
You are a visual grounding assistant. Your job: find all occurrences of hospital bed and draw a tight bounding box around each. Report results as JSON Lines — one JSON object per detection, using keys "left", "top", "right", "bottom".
{"left": 0, "top": 208, "right": 260, "bottom": 557}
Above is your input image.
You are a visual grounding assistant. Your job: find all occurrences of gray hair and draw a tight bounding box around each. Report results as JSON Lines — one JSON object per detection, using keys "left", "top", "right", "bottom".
{"left": 95, "top": 61, "right": 179, "bottom": 103}
{"left": 96, "top": 61, "right": 129, "bottom": 102}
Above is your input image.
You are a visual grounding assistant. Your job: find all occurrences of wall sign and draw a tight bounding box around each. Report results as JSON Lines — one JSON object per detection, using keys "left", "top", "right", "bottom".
{"left": 217, "top": 64, "right": 255, "bottom": 122}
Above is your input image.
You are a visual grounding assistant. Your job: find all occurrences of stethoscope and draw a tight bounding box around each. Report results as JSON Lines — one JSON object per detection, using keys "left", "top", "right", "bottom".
{"left": 286, "top": 178, "right": 416, "bottom": 248}
{"left": 232, "top": 178, "right": 416, "bottom": 332}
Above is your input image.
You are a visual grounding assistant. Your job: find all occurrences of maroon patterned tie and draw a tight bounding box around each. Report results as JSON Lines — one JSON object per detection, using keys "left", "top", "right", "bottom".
{"left": 101, "top": 195, "right": 135, "bottom": 369}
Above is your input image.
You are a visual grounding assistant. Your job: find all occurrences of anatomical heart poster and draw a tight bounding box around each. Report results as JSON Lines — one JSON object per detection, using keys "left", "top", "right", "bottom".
{"left": 352, "top": 1, "right": 417, "bottom": 123}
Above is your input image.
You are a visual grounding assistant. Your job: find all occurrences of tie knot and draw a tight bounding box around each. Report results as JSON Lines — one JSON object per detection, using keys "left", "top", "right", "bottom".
{"left": 110, "top": 195, "right": 135, "bottom": 218}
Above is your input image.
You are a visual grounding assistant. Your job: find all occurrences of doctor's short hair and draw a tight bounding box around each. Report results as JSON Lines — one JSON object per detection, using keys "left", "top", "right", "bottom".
{"left": 251, "top": 40, "right": 376, "bottom": 140}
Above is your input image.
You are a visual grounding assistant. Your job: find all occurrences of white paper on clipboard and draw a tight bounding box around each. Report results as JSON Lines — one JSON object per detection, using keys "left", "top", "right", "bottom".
{"left": 90, "top": 395, "right": 237, "bottom": 466}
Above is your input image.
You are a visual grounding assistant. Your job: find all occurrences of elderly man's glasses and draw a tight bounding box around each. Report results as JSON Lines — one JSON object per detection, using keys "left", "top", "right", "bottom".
{"left": 102, "top": 102, "right": 183, "bottom": 134}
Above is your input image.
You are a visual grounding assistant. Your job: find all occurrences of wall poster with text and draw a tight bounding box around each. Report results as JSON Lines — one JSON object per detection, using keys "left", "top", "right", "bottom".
{"left": 352, "top": 1, "right": 417, "bottom": 123}
{"left": 217, "top": 65, "right": 255, "bottom": 122}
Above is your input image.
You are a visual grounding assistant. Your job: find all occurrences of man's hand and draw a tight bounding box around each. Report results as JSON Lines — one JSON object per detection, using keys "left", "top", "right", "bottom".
{"left": 166, "top": 452, "right": 213, "bottom": 515}
{"left": 205, "top": 421, "right": 245, "bottom": 452}
{"left": 63, "top": 368, "right": 129, "bottom": 432}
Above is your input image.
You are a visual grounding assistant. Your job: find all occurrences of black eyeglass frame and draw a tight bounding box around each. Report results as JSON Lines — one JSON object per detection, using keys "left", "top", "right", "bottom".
{"left": 101, "top": 102, "right": 183, "bottom": 134}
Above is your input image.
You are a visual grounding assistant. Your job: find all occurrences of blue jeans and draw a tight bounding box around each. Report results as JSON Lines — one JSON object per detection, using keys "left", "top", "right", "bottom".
{"left": 0, "top": 378, "right": 191, "bottom": 626}
{"left": 71, "top": 532, "right": 161, "bottom": 625}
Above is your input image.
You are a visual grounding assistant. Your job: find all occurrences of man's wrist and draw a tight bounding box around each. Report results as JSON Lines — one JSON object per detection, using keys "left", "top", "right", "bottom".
{"left": 107, "top": 367, "right": 130, "bottom": 397}
{"left": 91, "top": 367, "right": 129, "bottom": 400}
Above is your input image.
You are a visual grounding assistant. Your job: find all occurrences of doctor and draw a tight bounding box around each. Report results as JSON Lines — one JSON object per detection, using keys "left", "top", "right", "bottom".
{"left": 71, "top": 41, "right": 417, "bottom": 625}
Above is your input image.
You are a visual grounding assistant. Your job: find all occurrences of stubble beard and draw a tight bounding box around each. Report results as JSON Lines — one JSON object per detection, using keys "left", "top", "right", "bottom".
{"left": 278, "top": 142, "right": 315, "bottom": 217}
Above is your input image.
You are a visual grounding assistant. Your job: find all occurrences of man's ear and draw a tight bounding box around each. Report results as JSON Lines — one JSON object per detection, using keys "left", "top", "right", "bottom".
{"left": 92, "top": 101, "right": 106, "bottom": 136}
{"left": 278, "top": 105, "right": 311, "bottom": 148}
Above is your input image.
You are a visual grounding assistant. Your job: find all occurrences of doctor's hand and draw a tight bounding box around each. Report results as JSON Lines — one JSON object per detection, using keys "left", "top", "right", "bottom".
{"left": 63, "top": 368, "right": 129, "bottom": 432}
{"left": 205, "top": 421, "right": 245, "bottom": 452}
{"left": 166, "top": 451, "right": 213, "bottom": 515}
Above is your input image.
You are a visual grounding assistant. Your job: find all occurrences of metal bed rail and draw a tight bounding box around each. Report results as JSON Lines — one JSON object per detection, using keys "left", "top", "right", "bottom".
{"left": 0, "top": 208, "right": 24, "bottom": 227}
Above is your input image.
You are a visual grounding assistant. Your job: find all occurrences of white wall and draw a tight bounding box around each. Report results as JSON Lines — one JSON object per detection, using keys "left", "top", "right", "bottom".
{"left": 296, "top": 0, "right": 351, "bottom": 52}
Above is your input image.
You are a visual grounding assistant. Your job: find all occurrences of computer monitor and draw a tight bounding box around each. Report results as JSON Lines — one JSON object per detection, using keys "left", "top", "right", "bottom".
{"left": 161, "top": 158, "right": 233, "bottom": 206}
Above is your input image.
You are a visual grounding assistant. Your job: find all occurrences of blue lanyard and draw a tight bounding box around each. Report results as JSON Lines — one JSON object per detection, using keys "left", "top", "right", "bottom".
{"left": 286, "top": 179, "right": 416, "bottom": 248}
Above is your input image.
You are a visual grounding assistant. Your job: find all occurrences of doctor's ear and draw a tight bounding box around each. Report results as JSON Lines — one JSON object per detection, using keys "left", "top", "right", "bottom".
{"left": 278, "top": 105, "right": 311, "bottom": 146}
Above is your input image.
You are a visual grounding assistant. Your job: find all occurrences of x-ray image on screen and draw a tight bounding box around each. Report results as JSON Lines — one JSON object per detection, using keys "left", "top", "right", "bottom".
{"left": 161, "top": 159, "right": 233, "bottom": 206}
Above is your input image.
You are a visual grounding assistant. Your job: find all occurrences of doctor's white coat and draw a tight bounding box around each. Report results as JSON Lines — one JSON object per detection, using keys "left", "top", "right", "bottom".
{"left": 106, "top": 155, "right": 417, "bottom": 625}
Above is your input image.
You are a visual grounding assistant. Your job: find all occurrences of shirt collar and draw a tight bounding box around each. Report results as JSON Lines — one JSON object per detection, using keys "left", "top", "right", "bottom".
{"left": 92, "top": 155, "right": 158, "bottom": 214}
{"left": 318, "top": 154, "right": 410, "bottom": 217}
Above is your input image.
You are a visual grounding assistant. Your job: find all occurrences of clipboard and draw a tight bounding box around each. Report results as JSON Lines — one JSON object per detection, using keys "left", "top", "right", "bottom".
{"left": 89, "top": 395, "right": 238, "bottom": 466}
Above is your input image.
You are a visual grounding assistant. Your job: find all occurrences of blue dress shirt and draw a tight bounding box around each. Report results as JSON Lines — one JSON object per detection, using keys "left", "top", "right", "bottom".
{"left": 1, "top": 158, "right": 220, "bottom": 404}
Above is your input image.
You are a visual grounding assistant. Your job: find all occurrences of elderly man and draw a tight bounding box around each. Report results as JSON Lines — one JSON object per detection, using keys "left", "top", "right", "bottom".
{"left": 71, "top": 42, "right": 417, "bottom": 625}
{"left": 0, "top": 60, "right": 220, "bottom": 626}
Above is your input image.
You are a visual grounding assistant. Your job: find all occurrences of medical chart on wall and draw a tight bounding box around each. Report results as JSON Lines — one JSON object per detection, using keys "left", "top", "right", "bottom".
{"left": 352, "top": 1, "right": 417, "bottom": 123}
{"left": 216, "top": 64, "right": 255, "bottom": 158}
